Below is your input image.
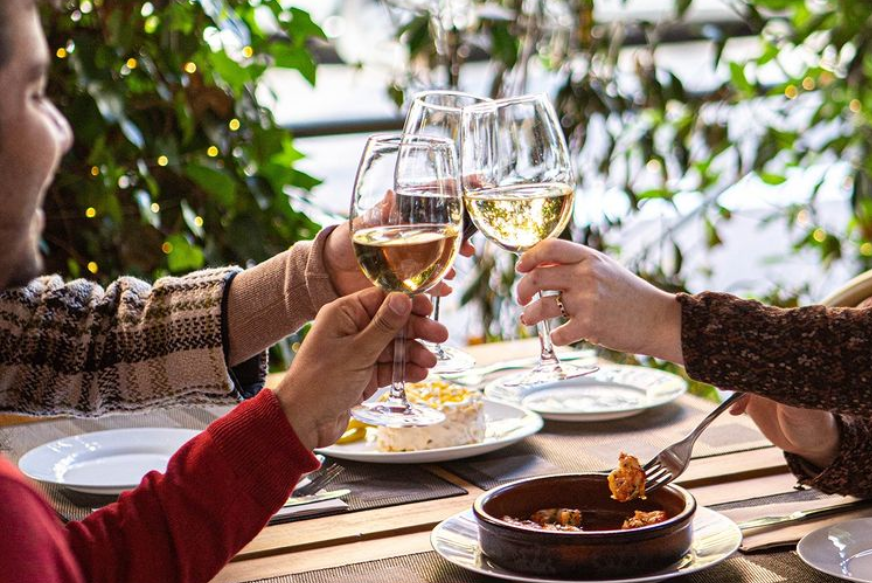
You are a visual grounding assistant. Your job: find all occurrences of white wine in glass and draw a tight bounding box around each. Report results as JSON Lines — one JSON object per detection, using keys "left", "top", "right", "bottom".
{"left": 352, "top": 224, "right": 459, "bottom": 293}
{"left": 464, "top": 182, "right": 574, "bottom": 253}
{"left": 461, "top": 94, "right": 597, "bottom": 390}
{"left": 404, "top": 90, "right": 490, "bottom": 374}
{"left": 349, "top": 134, "right": 463, "bottom": 427}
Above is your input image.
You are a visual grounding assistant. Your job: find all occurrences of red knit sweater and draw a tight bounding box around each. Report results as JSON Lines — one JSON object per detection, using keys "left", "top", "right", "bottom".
{"left": 0, "top": 389, "right": 320, "bottom": 583}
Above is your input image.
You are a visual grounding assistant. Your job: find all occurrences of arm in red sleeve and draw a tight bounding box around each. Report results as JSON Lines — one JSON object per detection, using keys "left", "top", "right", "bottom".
{"left": 0, "top": 463, "right": 85, "bottom": 583}
{"left": 65, "top": 389, "right": 319, "bottom": 583}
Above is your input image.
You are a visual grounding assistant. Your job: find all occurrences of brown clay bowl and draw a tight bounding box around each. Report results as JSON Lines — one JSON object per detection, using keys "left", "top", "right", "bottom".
{"left": 473, "top": 473, "right": 696, "bottom": 579}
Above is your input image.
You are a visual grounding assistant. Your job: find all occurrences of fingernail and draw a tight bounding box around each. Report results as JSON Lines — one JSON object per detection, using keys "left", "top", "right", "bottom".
{"left": 388, "top": 293, "right": 409, "bottom": 315}
{"left": 519, "top": 313, "right": 528, "bottom": 326}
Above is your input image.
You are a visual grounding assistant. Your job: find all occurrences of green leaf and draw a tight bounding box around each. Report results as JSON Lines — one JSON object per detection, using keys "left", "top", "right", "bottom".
{"left": 270, "top": 43, "right": 318, "bottom": 85}
{"left": 675, "top": 0, "right": 693, "bottom": 18}
{"left": 165, "top": 235, "right": 205, "bottom": 273}
{"left": 181, "top": 200, "right": 205, "bottom": 238}
{"left": 286, "top": 8, "right": 327, "bottom": 43}
{"left": 729, "top": 62, "right": 755, "bottom": 95}
{"left": 185, "top": 165, "right": 238, "bottom": 207}
{"left": 760, "top": 173, "right": 788, "bottom": 185}
{"left": 490, "top": 23, "right": 519, "bottom": 68}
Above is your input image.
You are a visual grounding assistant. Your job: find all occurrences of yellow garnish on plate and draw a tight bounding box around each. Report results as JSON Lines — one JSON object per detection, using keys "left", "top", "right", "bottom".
{"left": 337, "top": 427, "right": 367, "bottom": 445}
{"left": 336, "top": 418, "right": 372, "bottom": 445}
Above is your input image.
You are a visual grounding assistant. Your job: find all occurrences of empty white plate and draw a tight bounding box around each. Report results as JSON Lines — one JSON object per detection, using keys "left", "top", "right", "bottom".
{"left": 485, "top": 364, "right": 687, "bottom": 422}
{"left": 798, "top": 518, "right": 872, "bottom": 582}
{"left": 19, "top": 428, "right": 201, "bottom": 495}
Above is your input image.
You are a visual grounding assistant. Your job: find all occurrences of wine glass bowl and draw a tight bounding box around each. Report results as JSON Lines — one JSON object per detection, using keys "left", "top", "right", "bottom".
{"left": 349, "top": 134, "right": 463, "bottom": 427}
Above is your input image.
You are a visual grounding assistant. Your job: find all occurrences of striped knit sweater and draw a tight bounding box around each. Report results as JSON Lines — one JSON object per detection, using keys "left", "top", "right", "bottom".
{"left": 0, "top": 226, "right": 339, "bottom": 417}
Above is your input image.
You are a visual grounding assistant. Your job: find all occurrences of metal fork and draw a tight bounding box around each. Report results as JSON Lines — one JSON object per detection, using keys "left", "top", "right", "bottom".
{"left": 644, "top": 392, "right": 745, "bottom": 495}
{"left": 292, "top": 463, "right": 344, "bottom": 498}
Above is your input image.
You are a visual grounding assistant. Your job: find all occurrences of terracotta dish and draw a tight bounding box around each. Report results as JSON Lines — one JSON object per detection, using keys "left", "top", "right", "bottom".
{"left": 472, "top": 473, "right": 696, "bottom": 578}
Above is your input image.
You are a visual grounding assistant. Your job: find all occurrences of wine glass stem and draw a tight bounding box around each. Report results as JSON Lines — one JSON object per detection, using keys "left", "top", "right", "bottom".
{"left": 536, "top": 292, "right": 561, "bottom": 367}
{"left": 389, "top": 320, "right": 410, "bottom": 410}
{"left": 431, "top": 295, "right": 447, "bottom": 358}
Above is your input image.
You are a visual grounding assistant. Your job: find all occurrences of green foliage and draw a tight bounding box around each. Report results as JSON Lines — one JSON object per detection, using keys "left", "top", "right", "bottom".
{"left": 388, "top": 0, "right": 872, "bottom": 322}
{"left": 42, "top": 0, "right": 325, "bottom": 283}
{"left": 386, "top": 0, "right": 872, "bottom": 400}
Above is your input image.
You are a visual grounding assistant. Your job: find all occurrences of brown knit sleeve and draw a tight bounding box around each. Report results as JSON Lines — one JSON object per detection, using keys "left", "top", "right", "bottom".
{"left": 677, "top": 292, "right": 872, "bottom": 415}
{"left": 785, "top": 415, "right": 872, "bottom": 498}
{"left": 226, "top": 225, "right": 340, "bottom": 366}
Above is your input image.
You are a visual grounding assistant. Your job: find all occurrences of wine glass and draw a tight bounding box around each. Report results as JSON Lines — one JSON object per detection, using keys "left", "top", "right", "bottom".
{"left": 404, "top": 90, "right": 490, "bottom": 375}
{"left": 349, "top": 134, "right": 464, "bottom": 427}
{"left": 460, "top": 94, "right": 598, "bottom": 390}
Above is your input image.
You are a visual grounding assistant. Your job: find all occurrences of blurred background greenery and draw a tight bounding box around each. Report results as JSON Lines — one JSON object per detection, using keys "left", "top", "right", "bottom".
{"left": 43, "top": 0, "right": 872, "bottom": 387}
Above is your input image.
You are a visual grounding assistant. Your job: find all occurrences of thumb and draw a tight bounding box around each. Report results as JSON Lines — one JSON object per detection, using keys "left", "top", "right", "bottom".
{"left": 356, "top": 292, "right": 412, "bottom": 354}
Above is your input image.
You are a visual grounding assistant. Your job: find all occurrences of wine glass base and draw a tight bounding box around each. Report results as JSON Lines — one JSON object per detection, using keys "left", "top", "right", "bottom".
{"left": 496, "top": 361, "right": 599, "bottom": 390}
{"left": 425, "top": 343, "right": 477, "bottom": 375}
{"left": 351, "top": 400, "right": 446, "bottom": 428}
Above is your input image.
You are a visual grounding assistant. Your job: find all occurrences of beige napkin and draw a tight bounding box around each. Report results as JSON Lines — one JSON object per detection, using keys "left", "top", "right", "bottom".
{"left": 718, "top": 496, "right": 872, "bottom": 553}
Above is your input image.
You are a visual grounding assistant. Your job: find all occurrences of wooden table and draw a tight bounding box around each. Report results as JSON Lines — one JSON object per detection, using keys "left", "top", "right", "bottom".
{"left": 208, "top": 339, "right": 795, "bottom": 583}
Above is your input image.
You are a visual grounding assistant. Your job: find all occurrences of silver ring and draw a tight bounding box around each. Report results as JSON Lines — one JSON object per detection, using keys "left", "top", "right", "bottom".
{"left": 555, "top": 293, "right": 569, "bottom": 319}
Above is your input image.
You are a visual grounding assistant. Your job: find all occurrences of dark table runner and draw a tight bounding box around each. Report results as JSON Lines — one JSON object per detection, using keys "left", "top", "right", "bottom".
{"left": 0, "top": 408, "right": 465, "bottom": 522}
{"left": 444, "top": 393, "right": 774, "bottom": 490}
{"left": 242, "top": 549, "right": 840, "bottom": 583}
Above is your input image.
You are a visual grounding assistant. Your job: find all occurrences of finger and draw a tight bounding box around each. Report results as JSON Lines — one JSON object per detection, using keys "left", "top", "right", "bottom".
{"left": 407, "top": 341, "right": 438, "bottom": 369}
{"left": 428, "top": 281, "right": 453, "bottom": 297}
{"left": 408, "top": 315, "right": 449, "bottom": 344}
{"left": 729, "top": 394, "right": 750, "bottom": 416}
{"left": 460, "top": 240, "right": 475, "bottom": 257}
{"left": 376, "top": 336, "right": 446, "bottom": 363}
{"left": 516, "top": 266, "right": 575, "bottom": 306}
{"left": 551, "top": 321, "right": 584, "bottom": 347}
{"left": 520, "top": 295, "right": 563, "bottom": 327}
{"left": 356, "top": 293, "right": 412, "bottom": 356}
{"left": 516, "top": 239, "right": 591, "bottom": 273}
{"left": 411, "top": 294, "right": 434, "bottom": 317}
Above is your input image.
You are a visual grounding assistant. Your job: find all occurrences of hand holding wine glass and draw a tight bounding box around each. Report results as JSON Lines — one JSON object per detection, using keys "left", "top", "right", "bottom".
{"left": 349, "top": 134, "right": 463, "bottom": 427}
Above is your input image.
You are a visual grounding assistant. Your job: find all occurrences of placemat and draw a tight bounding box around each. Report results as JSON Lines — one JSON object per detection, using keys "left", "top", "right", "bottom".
{"left": 242, "top": 549, "right": 841, "bottom": 583}
{"left": 0, "top": 408, "right": 465, "bottom": 522}
{"left": 444, "top": 393, "right": 773, "bottom": 490}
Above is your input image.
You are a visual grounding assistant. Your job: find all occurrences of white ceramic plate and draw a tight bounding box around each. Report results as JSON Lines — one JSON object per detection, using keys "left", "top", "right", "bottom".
{"left": 431, "top": 506, "right": 740, "bottom": 583}
{"left": 18, "top": 428, "right": 201, "bottom": 495}
{"left": 485, "top": 364, "right": 687, "bottom": 422}
{"left": 798, "top": 518, "right": 872, "bottom": 582}
{"left": 316, "top": 399, "right": 543, "bottom": 464}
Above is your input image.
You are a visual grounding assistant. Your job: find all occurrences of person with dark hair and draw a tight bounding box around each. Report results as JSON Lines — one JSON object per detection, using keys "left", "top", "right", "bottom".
{"left": 0, "top": 0, "right": 465, "bottom": 417}
{"left": 516, "top": 238, "right": 872, "bottom": 499}
{"left": 0, "top": 1, "right": 450, "bottom": 582}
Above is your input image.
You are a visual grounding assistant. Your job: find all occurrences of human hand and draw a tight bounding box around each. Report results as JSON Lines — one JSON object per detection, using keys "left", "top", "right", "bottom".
{"left": 274, "top": 288, "right": 448, "bottom": 450}
{"left": 324, "top": 222, "right": 474, "bottom": 298}
{"left": 515, "top": 239, "right": 684, "bottom": 363}
{"left": 730, "top": 394, "right": 840, "bottom": 469}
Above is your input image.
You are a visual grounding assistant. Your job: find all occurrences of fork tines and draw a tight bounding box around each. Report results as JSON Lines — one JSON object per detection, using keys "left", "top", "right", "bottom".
{"left": 643, "top": 460, "right": 673, "bottom": 494}
{"left": 293, "top": 463, "right": 344, "bottom": 498}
